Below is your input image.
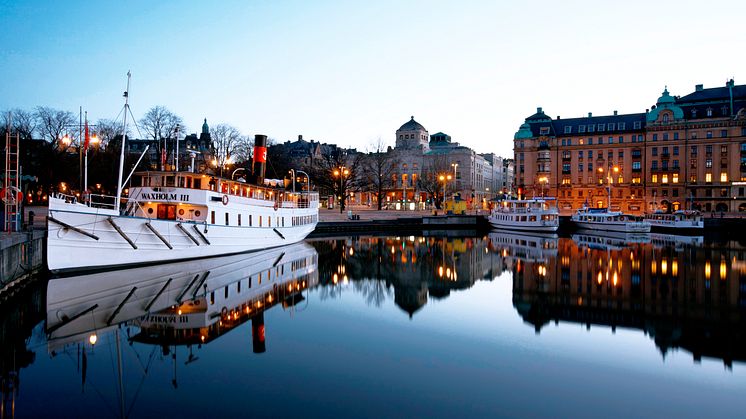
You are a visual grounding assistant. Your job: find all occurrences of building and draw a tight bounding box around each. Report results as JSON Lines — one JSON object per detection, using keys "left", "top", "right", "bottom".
{"left": 514, "top": 80, "right": 746, "bottom": 214}
{"left": 388, "top": 116, "right": 509, "bottom": 209}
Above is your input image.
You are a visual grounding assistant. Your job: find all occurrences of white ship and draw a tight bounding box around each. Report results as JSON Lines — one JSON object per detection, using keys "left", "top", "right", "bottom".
{"left": 46, "top": 73, "right": 318, "bottom": 273}
{"left": 644, "top": 210, "right": 704, "bottom": 233}
{"left": 571, "top": 207, "right": 651, "bottom": 233}
{"left": 488, "top": 198, "right": 559, "bottom": 232}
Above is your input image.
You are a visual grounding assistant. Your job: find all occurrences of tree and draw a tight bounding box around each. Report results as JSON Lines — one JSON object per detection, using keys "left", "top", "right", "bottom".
{"left": 418, "top": 154, "right": 450, "bottom": 209}
{"left": 34, "top": 106, "right": 76, "bottom": 152}
{"left": 360, "top": 137, "right": 399, "bottom": 210}
{"left": 209, "top": 123, "right": 245, "bottom": 177}
{"left": 139, "top": 105, "right": 183, "bottom": 166}
{"left": 306, "top": 148, "right": 363, "bottom": 212}
{"left": 94, "top": 118, "right": 125, "bottom": 150}
{"left": 0, "top": 109, "right": 37, "bottom": 140}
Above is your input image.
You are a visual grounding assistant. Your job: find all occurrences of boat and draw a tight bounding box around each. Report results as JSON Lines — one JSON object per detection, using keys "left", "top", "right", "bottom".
{"left": 46, "top": 73, "right": 319, "bottom": 273}
{"left": 46, "top": 241, "right": 318, "bottom": 351}
{"left": 571, "top": 207, "right": 651, "bottom": 233}
{"left": 644, "top": 210, "right": 704, "bottom": 233}
{"left": 488, "top": 198, "right": 559, "bottom": 232}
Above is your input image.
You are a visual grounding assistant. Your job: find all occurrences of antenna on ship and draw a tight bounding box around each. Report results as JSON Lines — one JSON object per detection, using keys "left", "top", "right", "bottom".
{"left": 115, "top": 71, "right": 131, "bottom": 211}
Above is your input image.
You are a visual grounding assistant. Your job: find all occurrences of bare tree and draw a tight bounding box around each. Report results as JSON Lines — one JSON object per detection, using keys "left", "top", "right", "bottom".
{"left": 307, "top": 148, "right": 363, "bottom": 212}
{"left": 418, "top": 154, "right": 450, "bottom": 209}
{"left": 94, "top": 118, "right": 125, "bottom": 150}
{"left": 361, "top": 137, "right": 399, "bottom": 210}
{"left": 139, "top": 105, "right": 183, "bottom": 153}
{"left": 209, "top": 123, "right": 244, "bottom": 176}
{"left": 231, "top": 134, "right": 254, "bottom": 164}
{"left": 34, "top": 106, "right": 76, "bottom": 151}
{"left": 2, "top": 109, "right": 37, "bottom": 140}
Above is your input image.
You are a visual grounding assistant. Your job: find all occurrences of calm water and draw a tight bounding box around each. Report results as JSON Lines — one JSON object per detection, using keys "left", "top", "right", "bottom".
{"left": 2, "top": 231, "right": 745, "bottom": 418}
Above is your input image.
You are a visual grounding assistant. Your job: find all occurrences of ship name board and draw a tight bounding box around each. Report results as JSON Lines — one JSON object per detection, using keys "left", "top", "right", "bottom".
{"left": 141, "top": 192, "right": 190, "bottom": 202}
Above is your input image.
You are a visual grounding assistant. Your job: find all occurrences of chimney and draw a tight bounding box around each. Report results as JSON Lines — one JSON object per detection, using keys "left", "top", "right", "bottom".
{"left": 557, "top": 115, "right": 561, "bottom": 120}
{"left": 252, "top": 134, "right": 268, "bottom": 185}
{"left": 695, "top": 84, "right": 704, "bottom": 91}
{"left": 537, "top": 107, "right": 543, "bottom": 113}
{"left": 588, "top": 112, "right": 592, "bottom": 117}
{"left": 613, "top": 110, "right": 618, "bottom": 116}
{"left": 298, "top": 134, "right": 303, "bottom": 140}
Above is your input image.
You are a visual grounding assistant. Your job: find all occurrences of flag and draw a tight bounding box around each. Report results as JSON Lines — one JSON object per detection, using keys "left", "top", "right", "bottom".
{"left": 83, "top": 119, "right": 90, "bottom": 149}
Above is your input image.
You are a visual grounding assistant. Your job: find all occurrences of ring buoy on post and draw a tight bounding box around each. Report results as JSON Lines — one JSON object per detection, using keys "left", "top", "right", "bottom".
{"left": 222, "top": 195, "right": 229, "bottom": 206}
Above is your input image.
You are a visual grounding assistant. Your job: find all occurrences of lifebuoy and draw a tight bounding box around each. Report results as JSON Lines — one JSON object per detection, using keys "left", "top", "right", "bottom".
{"left": 273, "top": 201, "right": 279, "bottom": 211}
{"left": 221, "top": 307, "right": 228, "bottom": 317}
{"left": 222, "top": 195, "right": 229, "bottom": 205}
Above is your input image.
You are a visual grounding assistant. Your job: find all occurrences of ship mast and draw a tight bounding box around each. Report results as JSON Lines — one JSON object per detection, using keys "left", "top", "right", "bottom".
{"left": 115, "top": 71, "right": 131, "bottom": 211}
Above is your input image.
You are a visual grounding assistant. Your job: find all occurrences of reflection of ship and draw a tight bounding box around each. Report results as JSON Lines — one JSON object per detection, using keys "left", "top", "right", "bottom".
{"left": 488, "top": 231, "right": 558, "bottom": 262}
{"left": 650, "top": 233, "right": 703, "bottom": 249}
{"left": 571, "top": 229, "right": 650, "bottom": 250}
{"left": 46, "top": 242, "right": 318, "bottom": 351}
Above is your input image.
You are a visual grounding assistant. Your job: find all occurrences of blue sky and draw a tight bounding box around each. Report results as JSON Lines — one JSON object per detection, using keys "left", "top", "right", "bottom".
{"left": 1, "top": 0, "right": 744, "bottom": 157}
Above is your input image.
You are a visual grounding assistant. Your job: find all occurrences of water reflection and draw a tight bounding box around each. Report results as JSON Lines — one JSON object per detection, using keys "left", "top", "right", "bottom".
{"left": 510, "top": 231, "right": 746, "bottom": 368}
{"left": 312, "top": 232, "right": 746, "bottom": 367}
{"left": 312, "top": 236, "right": 504, "bottom": 317}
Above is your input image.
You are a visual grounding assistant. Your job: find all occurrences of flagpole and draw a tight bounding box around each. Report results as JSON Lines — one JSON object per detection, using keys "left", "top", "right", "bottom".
{"left": 84, "top": 111, "right": 88, "bottom": 197}
{"left": 115, "top": 71, "right": 130, "bottom": 212}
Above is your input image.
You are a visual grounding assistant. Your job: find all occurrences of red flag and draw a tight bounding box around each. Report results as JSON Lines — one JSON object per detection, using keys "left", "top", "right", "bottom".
{"left": 161, "top": 148, "right": 167, "bottom": 168}
{"left": 84, "top": 120, "right": 90, "bottom": 149}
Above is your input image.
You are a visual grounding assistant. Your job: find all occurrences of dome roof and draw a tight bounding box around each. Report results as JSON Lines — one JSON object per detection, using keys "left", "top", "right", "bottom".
{"left": 514, "top": 122, "right": 533, "bottom": 140}
{"left": 398, "top": 116, "right": 426, "bottom": 132}
{"left": 656, "top": 86, "right": 675, "bottom": 105}
{"left": 201, "top": 118, "right": 209, "bottom": 134}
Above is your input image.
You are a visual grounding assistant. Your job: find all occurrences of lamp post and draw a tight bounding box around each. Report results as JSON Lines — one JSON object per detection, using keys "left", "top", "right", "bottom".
{"left": 333, "top": 166, "right": 349, "bottom": 213}
{"left": 538, "top": 176, "right": 548, "bottom": 198}
{"left": 451, "top": 163, "right": 459, "bottom": 200}
{"left": 598, "top": 164, "right": 619, "bottom": 209}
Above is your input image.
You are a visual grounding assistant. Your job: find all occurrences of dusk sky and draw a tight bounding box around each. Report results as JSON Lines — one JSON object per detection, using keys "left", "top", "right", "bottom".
{"left": 1, "top": 0, "right": 744, "bottom": 157}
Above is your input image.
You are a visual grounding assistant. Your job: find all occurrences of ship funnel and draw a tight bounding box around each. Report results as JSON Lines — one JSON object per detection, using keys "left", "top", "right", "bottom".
{"left": 253, "top": 134, "right": 267, "bottom": 185}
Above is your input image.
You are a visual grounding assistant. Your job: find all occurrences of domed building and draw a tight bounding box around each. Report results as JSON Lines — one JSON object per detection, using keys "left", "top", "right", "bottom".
{"left": 395, "top": 116, "right": 430, "bottom": 152}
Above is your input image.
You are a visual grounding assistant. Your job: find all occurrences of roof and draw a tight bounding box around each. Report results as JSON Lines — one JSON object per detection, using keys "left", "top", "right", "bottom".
{"left": 398, "top": 116, "right": 426, "bottom": 132}
{"left": 677, "top": 83, "right": 746, "bottom": 103}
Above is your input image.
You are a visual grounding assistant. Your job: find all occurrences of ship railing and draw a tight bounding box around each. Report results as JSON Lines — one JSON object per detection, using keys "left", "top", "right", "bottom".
{"left": 275, "top": 191, "right": 320, "bottom": 209}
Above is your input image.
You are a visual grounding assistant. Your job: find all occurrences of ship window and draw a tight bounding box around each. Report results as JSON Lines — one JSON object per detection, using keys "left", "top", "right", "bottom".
{"left": 195, "top": 210, "right": 201, "bottom": 217}
{"left": 237, "top": 280, "right": 241, "bottom": 293}
{"left": 194, "top": 178, "right": 202, "bottom": 189}
{"left": 225, "top": 213, "right": 229, "bottom": 225}
{"left": 238, "top": 214, "right": 242, "bottom": 226}
{"left": 224, "top": 286, "right": 229, "bottom": 299}
{"left": 211, "top": 211, "right": 215, "bottom": 224}
{"left": 249, "top": 214, "right": 252, "bottom": 226}
{"left": 147, "top": 207, "right": 154, "bottom": 214}
{"left": 259, "top": 216, "right": 262, "bottom": 227}
{"left": 210, "top": 291, "right": 215, "bottom": 305}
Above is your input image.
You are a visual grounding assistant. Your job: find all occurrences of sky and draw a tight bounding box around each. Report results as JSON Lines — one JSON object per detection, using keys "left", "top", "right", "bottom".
{"left": 1, "top": 0, "right": 745, "bottom": 157}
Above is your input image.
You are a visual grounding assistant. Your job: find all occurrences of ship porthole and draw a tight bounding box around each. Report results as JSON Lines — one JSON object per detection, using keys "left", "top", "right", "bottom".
{"left": 195, "top": 210, "right": 201, "bottom": 217}
{"left": 178, "top": 209, "right": 185, "bottom": 216}
{"left": 147, "top": 207, "right": 154, "bottom": 214}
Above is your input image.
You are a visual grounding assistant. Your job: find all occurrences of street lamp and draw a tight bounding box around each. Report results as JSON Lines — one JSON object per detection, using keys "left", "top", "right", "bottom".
{"left": 333, "top": 166, "right": 349, "bottom": 213}
{"left": 451, "top": 163, "right": 459, "bottom": 200}
{"left": 537, "top": 176, "right": 548, "bottom": 198}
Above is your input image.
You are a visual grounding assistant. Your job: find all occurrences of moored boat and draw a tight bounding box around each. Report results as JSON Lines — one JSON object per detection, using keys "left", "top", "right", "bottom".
{"left": 571, "top": 207, "right": 651, "bottom": 233}
{"left": 644, "top": 210, "right": 704, "bottom": 234}
{"left": 488, "top": 198, "right": 559, "bottom": 232}
{"left": 46, "top": 73, "right": 318, "bottom": 273}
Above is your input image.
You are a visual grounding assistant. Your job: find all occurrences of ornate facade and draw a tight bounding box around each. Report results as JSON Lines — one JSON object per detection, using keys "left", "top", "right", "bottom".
{"left": 514, "top": 80, "right": 746, "bottom": 214}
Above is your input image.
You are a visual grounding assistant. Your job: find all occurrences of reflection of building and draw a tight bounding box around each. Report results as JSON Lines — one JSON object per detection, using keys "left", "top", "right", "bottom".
{"left": 514, "top": 80, "right": 746, "bottom": 214}
{"left": 512, "top": 237, "right": 746, "bottom": 367}
{"left": 313, "top": 236, "right": 508, "bottom": 317}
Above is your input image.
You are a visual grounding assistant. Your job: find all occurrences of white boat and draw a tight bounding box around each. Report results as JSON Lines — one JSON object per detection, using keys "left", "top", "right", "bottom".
{"left": 488, "top": 198, "right": 559, "bottom": 232}
{"left": 46, "top": 73, "right": 318, "bottom": 273}
{"left": 644, "top": 210, "right": 704, "bottom": 233}
{"left": 571, "top": 207, "right": 651, "bottom": 233}
{"left": 46, "top": 241, "right": 318, "bottom": 350}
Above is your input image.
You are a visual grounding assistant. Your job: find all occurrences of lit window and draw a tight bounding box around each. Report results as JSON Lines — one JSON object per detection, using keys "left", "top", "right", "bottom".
{"left": 706, "top": 173, "right": 712, "bottom": 183}
{"left": 618, "top": 175, "right": 623, "bottom": 183}
{"left": 721, "top": 172, "right": 728, "bottom": 182}
{"left": 652, "top": 174, "right": 658, "bottom": 183}
{"left": 661, "top": 174, "right": 668, "bottom": 184}
{"left": 672, "top": 173, "right": 679, "bottom": 183}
